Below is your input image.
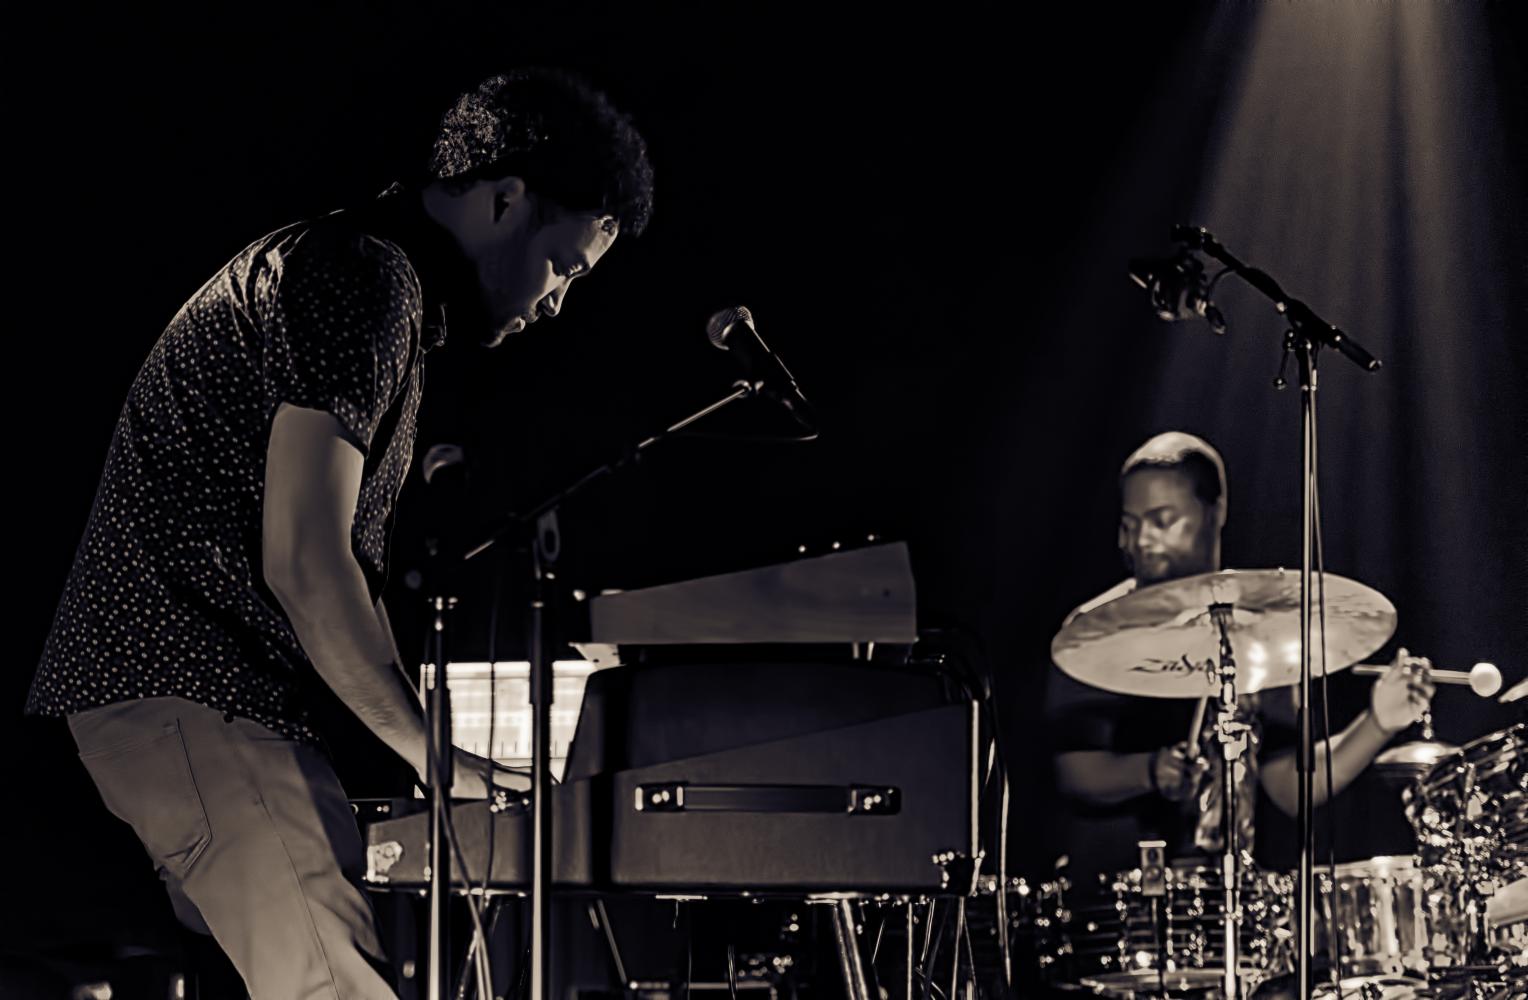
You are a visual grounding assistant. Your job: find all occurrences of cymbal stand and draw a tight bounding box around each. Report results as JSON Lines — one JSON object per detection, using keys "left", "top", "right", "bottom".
{"left": 1209, "top": 602, "right": 1250, "bottom": 1000}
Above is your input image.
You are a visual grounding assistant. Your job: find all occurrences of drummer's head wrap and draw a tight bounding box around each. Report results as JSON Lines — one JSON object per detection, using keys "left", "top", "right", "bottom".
{"left": 1120, "top": 431, "right": 1228, "bottom": 527}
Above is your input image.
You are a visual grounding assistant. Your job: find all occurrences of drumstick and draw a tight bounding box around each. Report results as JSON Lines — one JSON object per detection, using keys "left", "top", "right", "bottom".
{"left": 1351, "top": 662, "right": 1502, "bottom": 696}
{"left": 1186, "top": 696, "right": 1208, "bottom": 758}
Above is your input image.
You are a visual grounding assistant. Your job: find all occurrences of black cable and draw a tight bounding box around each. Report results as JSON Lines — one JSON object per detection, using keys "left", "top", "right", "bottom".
{"left": 960, "top": 899, "right": 977, "bottom": 1000}
{"left": 424, "top": 718, "right": 494, "bottom": 995}
{"left": 1310, "top": 403, "right": 1352, "bottom": 996}
{"left": 669, "top": 428, "right": 819, "bottom": 444}
{"left": 949, "top": 899, "right": 962, "bottom": 1000}
{"left": 854, "top": 902, "right": 886, "bottom": 1000}
{"left": 509, "top": 941, "right": 531, "bottom": 1000}
{"left": 454, "top": 900, "right": 508, "bottom": 1000}
{"left": 1206, "top": 264, "right": 1234, "bottom": 297}
{"left": 996, "top": 769, "right": 1012, "bottom": 995}
{"left": 478, "top": 545, "right": 504, "bottom": 903}
{"left": 938, "top": 630, "right": 1011, "bottom": 995}
{"left": 979, "top": 703, "right": 1013, "bottom": 997}
{"left": 870, "top": 905, "right": 887, "bottom": 966}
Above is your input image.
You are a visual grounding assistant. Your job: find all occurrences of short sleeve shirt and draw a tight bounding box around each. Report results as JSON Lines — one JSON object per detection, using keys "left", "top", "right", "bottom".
{"left": 26, "top": 205, "right": 441, "bottom": 742}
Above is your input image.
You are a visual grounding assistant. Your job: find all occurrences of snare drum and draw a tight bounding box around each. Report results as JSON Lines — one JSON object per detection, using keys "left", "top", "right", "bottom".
{"left": 1066, "top": 861, "right": 1293, "bottom": 993}
{"left": 1313, "top": 855, "right": 1454, "bottom": 977}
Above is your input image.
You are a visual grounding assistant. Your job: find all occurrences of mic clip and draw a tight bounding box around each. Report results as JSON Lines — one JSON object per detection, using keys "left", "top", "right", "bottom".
{"left": 1130, "top": 249, "right": 1227, "bottom": 334}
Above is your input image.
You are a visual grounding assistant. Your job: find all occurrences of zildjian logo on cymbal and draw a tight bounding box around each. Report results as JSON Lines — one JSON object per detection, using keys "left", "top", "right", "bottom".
{"left": 1127, "top": 654, "right": 1216, "bottom": 676}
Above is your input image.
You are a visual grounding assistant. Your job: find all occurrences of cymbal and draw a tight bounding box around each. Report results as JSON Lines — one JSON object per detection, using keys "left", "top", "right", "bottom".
{"left": 1373, "top": 740, "right": 1459, "bottom": 789}
{"left": 1375, "top": 740, "right": 1459, "bottom": 768}
{"left": 1051, "top": 569, "right": 1396, "bottom": 698}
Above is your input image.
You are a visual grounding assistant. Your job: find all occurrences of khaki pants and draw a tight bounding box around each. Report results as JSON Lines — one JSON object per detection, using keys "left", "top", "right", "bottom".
{"left": 69, "top": 696, "right": 397, "bottom": 999}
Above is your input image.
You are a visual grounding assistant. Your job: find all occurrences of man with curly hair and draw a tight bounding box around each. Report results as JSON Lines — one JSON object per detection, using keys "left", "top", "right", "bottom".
{"left": 25, "top": 68, "right": 654, "bottom": 998}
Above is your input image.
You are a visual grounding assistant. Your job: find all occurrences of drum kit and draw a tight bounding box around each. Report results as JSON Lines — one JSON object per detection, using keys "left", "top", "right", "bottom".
{"left": 1009, "top": 568, "right": 1526, "bottom": 999}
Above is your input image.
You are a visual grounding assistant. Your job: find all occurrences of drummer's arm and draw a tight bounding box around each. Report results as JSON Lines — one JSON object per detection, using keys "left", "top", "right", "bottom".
{"left": 1260, "top": 652, "right": 1435, "bottom": 816}
{"left": 1057, "top": 743, "right": 1202, "bottom": 806}
{"left": 1055, "top": 750, "right": 1156, "bottom": 805}
{"left": 1259, "top": 711, "right": 1394, "bottom": 815}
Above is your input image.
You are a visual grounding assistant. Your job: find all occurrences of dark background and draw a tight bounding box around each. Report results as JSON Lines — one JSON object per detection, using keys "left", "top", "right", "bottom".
{"left": 4, "top": 0, "right": 1524, "bottom": 979}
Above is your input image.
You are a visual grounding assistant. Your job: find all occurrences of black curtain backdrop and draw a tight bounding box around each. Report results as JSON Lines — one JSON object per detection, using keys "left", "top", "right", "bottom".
{"left": 3, "top": 0, "right": 1522, "bottom": 964}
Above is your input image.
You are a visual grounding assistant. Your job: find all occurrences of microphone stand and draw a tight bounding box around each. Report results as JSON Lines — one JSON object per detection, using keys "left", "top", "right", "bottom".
{"left": 1155, "top": 227, "right": 1383, "bottom": 998}
{"left": 423, "top": 510, "right": 459, "bottom": 1000}
{"left": 439, "top": 379, "right": 762, "bottom": 1000}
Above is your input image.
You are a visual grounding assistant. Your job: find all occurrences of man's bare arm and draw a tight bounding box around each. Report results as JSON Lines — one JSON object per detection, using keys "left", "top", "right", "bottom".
{"left": 1260, "top": 652, "right": 1436, "bottom": 816}
{"left": 262, "top": 403, "right": 430, "bottom": 777}
{"left": 1055, "top": 750, "right": 1156, "bottom": 805}
{"left": 1259, "top": 711, "right": 1391, "bottom": 816}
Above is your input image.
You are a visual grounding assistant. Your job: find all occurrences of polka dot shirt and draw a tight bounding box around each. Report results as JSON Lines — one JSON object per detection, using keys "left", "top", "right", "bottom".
{"left": 26, "top": 192, "right": 447, "bottom": 743}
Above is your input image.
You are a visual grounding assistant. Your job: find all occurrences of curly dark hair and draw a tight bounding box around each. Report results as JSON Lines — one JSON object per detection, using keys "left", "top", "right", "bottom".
{"left": 428, "top": 68, "right": 654, "bottom": 237}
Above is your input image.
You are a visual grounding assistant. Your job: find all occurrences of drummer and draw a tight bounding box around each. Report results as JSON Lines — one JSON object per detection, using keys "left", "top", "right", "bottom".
{"left": 1045, "top": 431, "right": 1437, "bottom": 880}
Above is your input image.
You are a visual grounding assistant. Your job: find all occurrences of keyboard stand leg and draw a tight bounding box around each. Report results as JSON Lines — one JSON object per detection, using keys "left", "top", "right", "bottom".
{"left": 829, "top": 899, "right": 873, "bottom": 1000}
{"left": 588, "top": 899, "right": 630, "bottom": 989}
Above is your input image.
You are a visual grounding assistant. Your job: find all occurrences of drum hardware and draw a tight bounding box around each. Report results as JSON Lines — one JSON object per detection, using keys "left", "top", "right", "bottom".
{"left": 1368, "top": 660, "right": 1490, "bottom": 791}
{"left": 1404, "top": 723, "right": 1527, "bottom": 973}
{"left": 1373, "top": 740, "right": 1459, "bottom": 792}
{"left": 1208, "top": 602, "right": 1251, "bottom": 1000}
{"left": 1140, "top": 840, "right": 1170, "bottom": 998}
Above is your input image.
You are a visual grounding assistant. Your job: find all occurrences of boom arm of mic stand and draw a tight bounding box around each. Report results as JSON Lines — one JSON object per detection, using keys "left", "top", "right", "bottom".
{"left": 457, "top": 380, "right": 759, "bottom": 566}
{"left": 1172, "top": 225, "right": 1382, "bottom": 372}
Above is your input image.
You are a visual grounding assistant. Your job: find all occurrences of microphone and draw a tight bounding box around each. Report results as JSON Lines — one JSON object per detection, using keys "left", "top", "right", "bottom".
{"left": 1129, "top": 249, "right": 1226, "bottom": 334}
{"left": 705, "top": 305, "right": 818, "bottom": 435}
{"left": 422, "top": 443, "right": 466, "bottom": 486}
{"left": 1351, "top": 661, "right": 1503, "bottom": 697}
{"left": 421, "top": 443, "right": 468, "bottom": 560}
